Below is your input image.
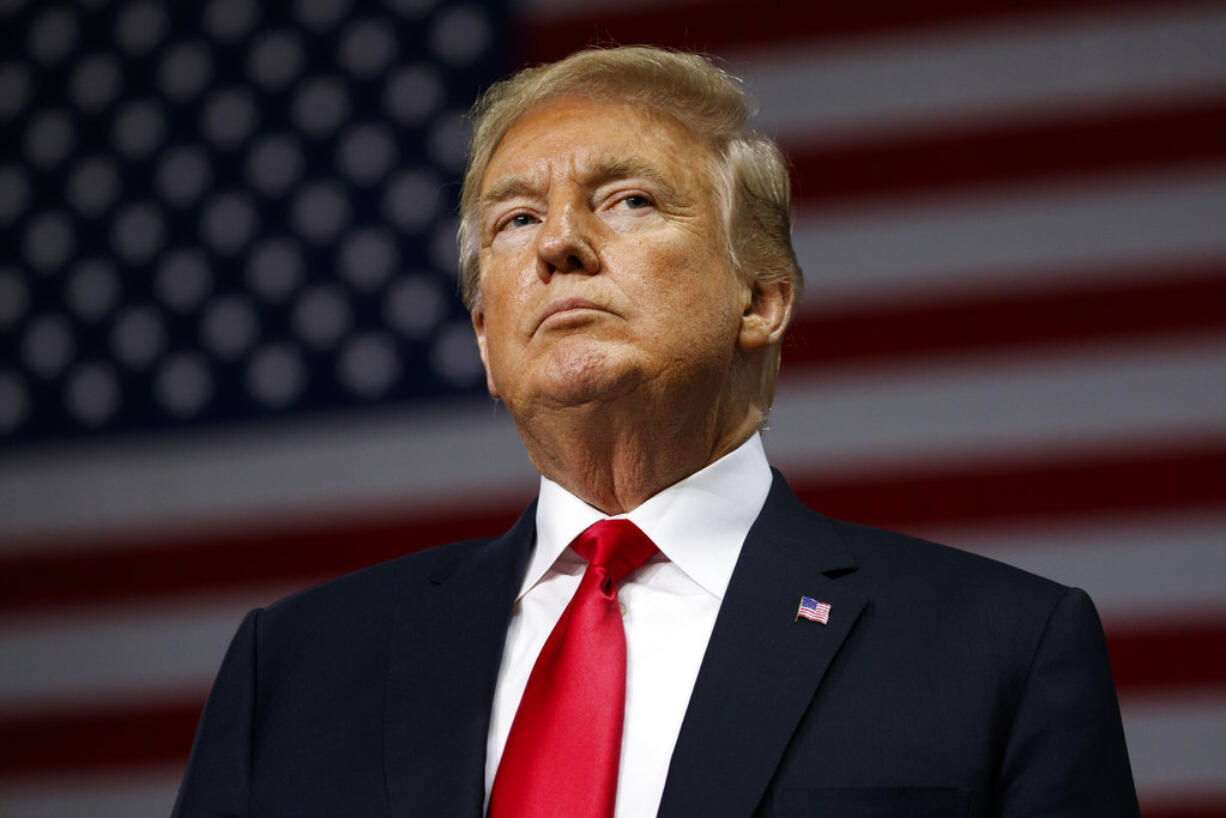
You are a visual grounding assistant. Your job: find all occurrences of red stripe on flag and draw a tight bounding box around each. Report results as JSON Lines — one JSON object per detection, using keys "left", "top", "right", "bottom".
{"left": 787, "top": 98, "right": 1226, "bottom": 206}
{"left": 1142, "top": 797, "right": 1226, "bottom": 818}
{"left": 792, "top": 441, "right": 1226, "bottom": 531}
{"left": 0, "top": 503, "right": 525, "bottom": 616}
{"left": 518, "top": 0, "right": 1207, "bottom": 63}
{"left": 784, "top": 264, "right": 1226, "bottom": 370}
{"left": 1, "top": 444, "right": 1222, "bottom": 614}
{"left": 0, "top": 696, "right": 201, "bottom": 779}
{"left": 1109, "top": 617, "right": 1226, "bottom": 695}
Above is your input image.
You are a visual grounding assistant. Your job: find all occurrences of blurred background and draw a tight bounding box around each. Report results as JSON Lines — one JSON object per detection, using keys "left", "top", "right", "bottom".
{"left": 1, "top": 0, "right": 1224, "bottom": 815}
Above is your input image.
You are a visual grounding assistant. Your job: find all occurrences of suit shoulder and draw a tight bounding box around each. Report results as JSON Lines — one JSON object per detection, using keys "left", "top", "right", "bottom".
{"left": 825, "top": 515, "right": 1069, "bottom": 608}
{"left": 815, "top": 515, "right": 1105, "bottom": 696}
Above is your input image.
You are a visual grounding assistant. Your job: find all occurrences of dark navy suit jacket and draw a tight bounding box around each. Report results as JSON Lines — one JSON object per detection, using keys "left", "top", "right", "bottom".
{"left": 172, "top": 471, "right": 1140, "bottom": 817}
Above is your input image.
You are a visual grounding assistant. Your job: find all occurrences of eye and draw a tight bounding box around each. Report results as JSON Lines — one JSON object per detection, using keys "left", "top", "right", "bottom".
{"left": 503, "top": 213, "right": 538, "bottom": 230}
{"left": 621, "top": 194, "right": 652, "bottom": 210}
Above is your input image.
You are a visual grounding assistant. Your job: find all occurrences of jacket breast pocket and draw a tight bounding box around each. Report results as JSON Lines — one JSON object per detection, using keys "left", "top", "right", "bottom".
{"left": 774, "top": 786, "right": 972, "bottom": 818}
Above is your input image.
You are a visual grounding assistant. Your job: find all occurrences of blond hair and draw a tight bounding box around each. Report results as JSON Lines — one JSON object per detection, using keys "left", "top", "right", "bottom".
{"left": 457, "top": 46, "right": 803, "bottom": 403}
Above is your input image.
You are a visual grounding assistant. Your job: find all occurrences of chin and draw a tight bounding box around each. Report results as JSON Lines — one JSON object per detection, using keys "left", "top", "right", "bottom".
{"left": 534, "top": 346, "right": 641, "bottom": 408}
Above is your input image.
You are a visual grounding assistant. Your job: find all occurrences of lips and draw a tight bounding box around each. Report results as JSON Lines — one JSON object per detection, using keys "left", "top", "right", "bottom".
{"left": 536, "top": 297, "right": 608, "bottom": 330}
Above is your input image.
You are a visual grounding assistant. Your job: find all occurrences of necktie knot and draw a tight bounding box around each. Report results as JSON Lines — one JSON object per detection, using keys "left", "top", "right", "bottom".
{"left": 571, "top": 519, "right": 659, "bottom": 585}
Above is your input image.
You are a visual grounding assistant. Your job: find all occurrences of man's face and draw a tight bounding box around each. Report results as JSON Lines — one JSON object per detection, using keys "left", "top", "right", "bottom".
{"left": 472, "top": 96, "right": 749, "bottom": 414}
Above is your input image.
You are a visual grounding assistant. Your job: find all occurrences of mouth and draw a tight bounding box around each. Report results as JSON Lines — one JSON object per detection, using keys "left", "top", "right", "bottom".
{"left": 536, "top": 297, "right": 609, "bottom": 330}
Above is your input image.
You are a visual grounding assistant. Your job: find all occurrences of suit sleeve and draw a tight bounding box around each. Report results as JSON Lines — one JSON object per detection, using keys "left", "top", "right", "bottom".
{"left": 995, "top": 587, "right": 1140, "bottom": 817}
{"left": 171, "top": 608, "right": 260, "bottom": 818}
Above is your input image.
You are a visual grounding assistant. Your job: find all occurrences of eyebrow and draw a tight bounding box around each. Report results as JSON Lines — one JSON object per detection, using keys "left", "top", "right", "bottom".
{"left": 478, "top": 156, "right": 682, "bottom": 216}
{"left": 479, "top": 174, "right": 541, "bottom": 212}
{"left": 589, "top": 157, "right": 680, "bottom": 200}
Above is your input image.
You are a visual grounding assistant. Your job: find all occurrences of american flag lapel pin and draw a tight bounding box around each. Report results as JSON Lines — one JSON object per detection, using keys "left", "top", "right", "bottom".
{"left": 795, "top": 596, "right": 832, "bottom": 625}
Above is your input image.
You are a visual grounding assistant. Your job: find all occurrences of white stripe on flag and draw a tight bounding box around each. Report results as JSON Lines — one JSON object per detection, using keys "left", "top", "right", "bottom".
{"left": 792, "top": 168, "right": 1226, "bottom": 309}
{"left": 767, "top": 336, "right": 1226, "bottom": 471}
{"left": 1123, "top": 692, "right": 1226, "bottom": 798}
{"left": 0, "top": 593, "right": 271, "bottom": 709}
{"left": 933, "top": 512, "right": 1226, "bottom": 624}
{"left": 737, "top": 5, "right": 1226, "bottom": 140}
{"left": 0, "top": 766, "right": 184, "bottom": 818}
{"left": 0, "top": 399, "right": 535, "bottom": 547}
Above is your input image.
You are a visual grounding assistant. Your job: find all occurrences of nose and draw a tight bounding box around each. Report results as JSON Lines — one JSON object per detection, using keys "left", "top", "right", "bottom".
{"left": 535, "top": 204, "right": 600, "bottom": 281}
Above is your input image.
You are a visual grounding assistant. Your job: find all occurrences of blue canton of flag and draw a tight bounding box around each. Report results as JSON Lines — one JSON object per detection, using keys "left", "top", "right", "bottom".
{"left": 0, "top": 0, "right": 510, "bottom": 449}
{"left": 796, "top": 596, "right": 831, "bottom": 624}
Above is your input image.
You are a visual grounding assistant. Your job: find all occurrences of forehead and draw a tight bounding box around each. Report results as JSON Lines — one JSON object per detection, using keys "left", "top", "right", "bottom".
{"left": 480, "top": 96, "right": 716, "bottom": 194}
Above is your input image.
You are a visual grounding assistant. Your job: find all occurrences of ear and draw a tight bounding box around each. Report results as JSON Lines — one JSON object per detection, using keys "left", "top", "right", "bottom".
{"left": 737, "top": 275, "right": 794, "bottom": 351}
{"left": 471, "top": 307, "right": 501, "bottom": 399}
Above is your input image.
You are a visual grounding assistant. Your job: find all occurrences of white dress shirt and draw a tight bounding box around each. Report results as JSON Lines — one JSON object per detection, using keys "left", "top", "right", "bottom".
{"left": 484, "top": 433, "right": 773, "bottom": 818}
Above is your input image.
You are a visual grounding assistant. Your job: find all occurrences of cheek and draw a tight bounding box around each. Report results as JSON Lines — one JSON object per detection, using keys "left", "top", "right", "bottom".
{"left": 628, "top": 239, "right": 739, "bottom": 319}
{"left": 478, "top": 261, "right": 534, "bottom": 329}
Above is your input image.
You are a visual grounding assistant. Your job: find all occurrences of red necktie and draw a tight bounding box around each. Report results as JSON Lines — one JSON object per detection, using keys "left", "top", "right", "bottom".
{"left": 488, "top": 519, "right": 659, "bottom": 818}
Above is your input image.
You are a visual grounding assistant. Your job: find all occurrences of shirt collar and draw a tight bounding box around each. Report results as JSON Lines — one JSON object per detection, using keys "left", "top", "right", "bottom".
{"left": 525, "top": 433, "right": 773, "bottom": 601}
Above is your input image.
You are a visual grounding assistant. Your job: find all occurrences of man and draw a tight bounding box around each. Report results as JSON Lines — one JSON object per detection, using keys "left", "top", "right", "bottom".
{"left": 174, "top": 47, "right": 1139, "bottom": 817}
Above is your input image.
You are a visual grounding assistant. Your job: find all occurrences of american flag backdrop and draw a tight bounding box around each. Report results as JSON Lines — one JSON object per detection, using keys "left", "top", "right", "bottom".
{"left": 1, "top": 0, "right": 1224, "bottom": 815}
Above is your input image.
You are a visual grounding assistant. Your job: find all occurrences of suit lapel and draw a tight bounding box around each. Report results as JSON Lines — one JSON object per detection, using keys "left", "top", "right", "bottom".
{"left": 384, "top": 503, "right": 536, "bottom": 818}
{"left": 657, "top": 474, "right": 867, "bottom": 818}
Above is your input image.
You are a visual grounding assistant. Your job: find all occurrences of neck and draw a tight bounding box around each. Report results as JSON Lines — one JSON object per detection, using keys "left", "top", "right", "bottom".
{"left": 511, "top": 385, "right": 763, "bottom": 515}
